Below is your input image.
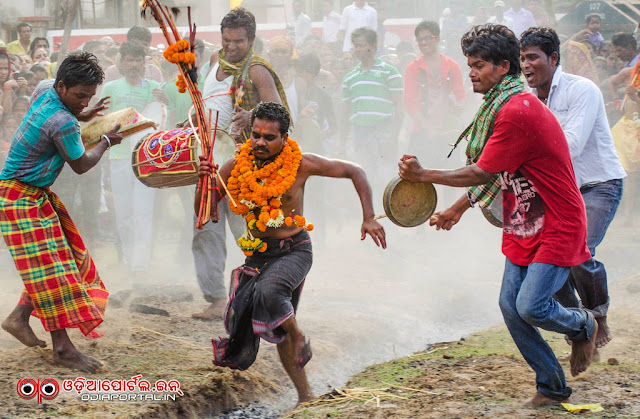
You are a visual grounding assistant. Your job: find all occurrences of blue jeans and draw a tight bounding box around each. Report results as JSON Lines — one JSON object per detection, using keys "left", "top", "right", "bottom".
{"left": 555, "top": 179, "right": 623, "bottom": 318}
{"left": 499, "top": 259, "right": 596, "bottom": 400}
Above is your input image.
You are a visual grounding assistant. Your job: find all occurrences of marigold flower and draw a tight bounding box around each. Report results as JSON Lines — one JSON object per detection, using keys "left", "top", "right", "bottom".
{"left": 284, "top": 216, "right": 293, "bottom": 226}
{"left": 243, "top": 250, "right": 253, "bottom": 257}
{"left": 305, "top": 224, "right": 314, "bottom": 231}
{"left": 256, "top": 221, "right": 267, "bottom": 232}
{"left": 258, "top": 242, "right": 268, "bottom": 252}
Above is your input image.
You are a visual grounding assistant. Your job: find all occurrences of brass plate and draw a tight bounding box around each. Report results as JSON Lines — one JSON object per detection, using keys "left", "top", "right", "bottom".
{"left": 382, "top": 176, "right": 437, "bottom": 227}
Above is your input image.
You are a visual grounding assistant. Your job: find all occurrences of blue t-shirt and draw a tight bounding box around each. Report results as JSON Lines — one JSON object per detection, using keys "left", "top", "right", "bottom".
{"left": 0, "top": 81, "right": 84, "bottom": 188}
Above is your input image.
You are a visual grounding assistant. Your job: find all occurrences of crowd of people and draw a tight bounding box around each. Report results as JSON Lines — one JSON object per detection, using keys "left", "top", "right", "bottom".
{"left": 0, "top": 0, "right": 639, "bottom": 409}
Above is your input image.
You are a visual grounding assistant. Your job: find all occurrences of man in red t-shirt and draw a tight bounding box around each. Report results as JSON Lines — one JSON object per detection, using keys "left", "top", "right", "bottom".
{"left": 404, "top": 20, "right": 466, "bottom": 169}
{"left": 398, "top": 24, "right": 596, "bottom": 407}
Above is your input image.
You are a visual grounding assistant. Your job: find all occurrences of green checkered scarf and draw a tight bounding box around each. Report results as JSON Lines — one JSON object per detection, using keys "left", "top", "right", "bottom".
{"left": 450, "top": 75, "right": 524, "bottom": 208}
{"left": 218, "top": 48, "right": 290, "bottom": 141}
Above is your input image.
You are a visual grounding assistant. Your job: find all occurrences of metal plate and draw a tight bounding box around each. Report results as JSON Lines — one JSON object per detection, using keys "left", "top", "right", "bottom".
{"left": 382, "top": 176, "right": 437, "bottom": 227}
{"left": 481, "top": 190, "right": 503, "bottom": 228}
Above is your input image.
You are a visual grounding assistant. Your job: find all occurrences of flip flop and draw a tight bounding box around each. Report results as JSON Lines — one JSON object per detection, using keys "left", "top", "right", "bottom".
{"left": 296, "top": 339, "right": 312, "bottom": 371}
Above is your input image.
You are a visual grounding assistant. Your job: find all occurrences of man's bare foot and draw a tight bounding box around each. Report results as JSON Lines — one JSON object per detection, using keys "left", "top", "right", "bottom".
{"left": 53, "top": 346, "right": 104, "bottom": 373}
{"left": 294, "top": 337, "right": 312, "bottom": 371}
{"left": 525, "top": 392, "right": 569, "bottom": 408}
{"left": 595, "top": 316, "right": 611, "bottom": 348}
{"left": 1, "top": 307, "right": 46, "bottom": 348}
{"left": 297, "top": 392, "right": 314, "bottom": 405}
{"left": 570, "top": 317, "right": 598, "bottom": 377}
{"left": 192, "top": 299, "right": 226, "bottom": 321}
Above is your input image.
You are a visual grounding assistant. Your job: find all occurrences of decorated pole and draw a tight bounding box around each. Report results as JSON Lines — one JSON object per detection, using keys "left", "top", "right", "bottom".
{"left": 140, "top": 0, "right": 228, "bottom": 228}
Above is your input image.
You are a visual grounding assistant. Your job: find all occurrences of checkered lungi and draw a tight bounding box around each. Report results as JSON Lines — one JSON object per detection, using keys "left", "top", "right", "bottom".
{"left": 0, "top": 179, "right": 108, "bottom": 337}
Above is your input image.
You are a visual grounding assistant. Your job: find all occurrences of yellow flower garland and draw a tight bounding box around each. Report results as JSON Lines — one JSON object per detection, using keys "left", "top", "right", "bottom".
{"left": 228, "top": 138, "right": 313, "bottom": 256}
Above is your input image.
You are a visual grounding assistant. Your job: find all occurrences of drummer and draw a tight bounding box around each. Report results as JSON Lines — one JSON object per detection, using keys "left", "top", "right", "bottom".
{"left": 0, "top": 52, "right": 123, "bottom": 372}
{"left": 192, "top": 7, "right": 291, "bottom": 320}
{"left": 398, "top": 24, "right": 596, "bottom": 406}
{"left": 196, "top": 102, "right": 385, "bottom": 403}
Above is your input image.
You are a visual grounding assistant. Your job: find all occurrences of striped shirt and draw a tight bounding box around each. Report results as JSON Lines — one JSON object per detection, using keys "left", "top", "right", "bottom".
{"left": 342, "top": 58, "right": 403, "bottom": 126}
{"left": 0, "top": 82, "right": 84, "bottom": 188}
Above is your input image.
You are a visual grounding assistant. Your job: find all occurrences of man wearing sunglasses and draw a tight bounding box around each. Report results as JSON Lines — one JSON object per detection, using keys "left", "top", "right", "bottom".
{"left": 404, "top": 20, "right": 466, "bottom": 169}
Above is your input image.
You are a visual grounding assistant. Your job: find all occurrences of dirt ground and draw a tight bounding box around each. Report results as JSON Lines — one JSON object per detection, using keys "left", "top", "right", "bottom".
{"left": 290, "top": 273, "right": 640, "bottom": 418}
{"left": 0, "top": 185, "right": 638, "bottom": 418}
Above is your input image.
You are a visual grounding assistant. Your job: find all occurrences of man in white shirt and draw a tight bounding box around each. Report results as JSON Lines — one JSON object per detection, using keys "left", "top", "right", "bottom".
{"left": 291, "top": 0, "right": 312, "bottom": 47}
{"left": 504, "top": 0, "right": 536, "bottom": 37}
{"left": 322, "top": 0, "right": 342, "bottom": 52}
{"left": 339, "top": 0, "right": 377, "bottom": 52}
{"left": 487, "top": 0, "right": 516, "bottom": 33}
{"left": 520, "top": 27, "right": 626, "bottom": 350}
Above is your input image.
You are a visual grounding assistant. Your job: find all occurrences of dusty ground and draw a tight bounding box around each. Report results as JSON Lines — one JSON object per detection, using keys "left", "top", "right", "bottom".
{"left": 0, "top": 182, "right": 638, "bottom": 418}
{"left": 289, "top": 273, "right": 640, "bottom": 418}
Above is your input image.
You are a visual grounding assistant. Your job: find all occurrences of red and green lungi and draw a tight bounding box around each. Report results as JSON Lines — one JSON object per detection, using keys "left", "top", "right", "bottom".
{"left": 0, "top": 179, "right": 108, "bottom": 337}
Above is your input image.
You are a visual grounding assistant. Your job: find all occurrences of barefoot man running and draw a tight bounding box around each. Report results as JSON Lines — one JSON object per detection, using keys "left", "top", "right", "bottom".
{"left": 400, "top": 24, "right": 597, "bottom": 407}
{"left": 196, "top": 102, "right": 386, "bottom": 403}
{"left": 0, "top": 52, "right": 122, "bottom": 373}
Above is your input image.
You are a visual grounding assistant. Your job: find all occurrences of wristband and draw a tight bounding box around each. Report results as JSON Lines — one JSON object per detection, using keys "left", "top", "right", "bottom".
{"left": 101, "top": 134, "right": 111, "bottom": 148}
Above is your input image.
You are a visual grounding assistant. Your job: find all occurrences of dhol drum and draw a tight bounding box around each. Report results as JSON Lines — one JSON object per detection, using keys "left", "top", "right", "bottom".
{"left": 132, "top": 128, "right": 199, "bottom": 188}
{"left": 131, "top": 126, "right": 237, "bottom": 189}
{"left": 80, "top": 107, "right": 157, "bottom": 150}
{"left": 481, "top": 190, "right": 503, "bottom": 228}
{"left": 380, "top": 176, "right": 438, "bottom": 227}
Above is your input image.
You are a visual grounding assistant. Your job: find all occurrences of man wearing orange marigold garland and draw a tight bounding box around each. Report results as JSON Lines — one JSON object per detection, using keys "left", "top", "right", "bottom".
{"left": 195, "top": 102, "right": 386, "bottom": 404}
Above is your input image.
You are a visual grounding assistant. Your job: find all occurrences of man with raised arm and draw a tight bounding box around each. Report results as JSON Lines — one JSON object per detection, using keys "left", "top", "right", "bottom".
{"left": 196, "top": 102, "right": 386, "bottom": 404}
{"left": 0, "top": 52, "right": 123, "bottom": 373}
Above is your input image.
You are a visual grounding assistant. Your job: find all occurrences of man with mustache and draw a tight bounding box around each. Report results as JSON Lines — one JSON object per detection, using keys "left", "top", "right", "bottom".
{"left": 196, "top": 102, "right": 386, "bottom": 404}
{"left": 193, "top": 7, "right": 290, "bottom": 321}
{"left": 100, "top": 41, "right": 168, "bottom": 281}
{"left": 399, "top": 24, "right": 596, "bottom": 407}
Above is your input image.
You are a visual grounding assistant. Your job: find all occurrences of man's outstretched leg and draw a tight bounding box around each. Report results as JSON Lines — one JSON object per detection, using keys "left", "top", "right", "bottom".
{"left": 1, "top": 304, "right": 47, "bottom": 348}
{"left": 277, "top": 315, "right": 313, "bottom": 404}
{"left": 50, "top": 329, "right": 104, "bottom": 373}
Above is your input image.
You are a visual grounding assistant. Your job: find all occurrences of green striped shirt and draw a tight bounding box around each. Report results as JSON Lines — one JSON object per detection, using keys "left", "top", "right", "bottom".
{"left": 342, "top": 58, "right": 403, "bottom": 126}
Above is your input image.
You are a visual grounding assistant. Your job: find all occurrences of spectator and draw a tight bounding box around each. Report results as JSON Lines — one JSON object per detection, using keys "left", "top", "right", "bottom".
{"left": 341, "top": 27, "right": 402, "bottom": 189}
{"left": 83, "top": 40, "right": 112, "bottom": 69}
{"left": 103, "top": 26, "right": 163, "bottom": 84}
{"left": 504, "top": 0, "right": 536, "bottom": 37}
{"left": 585, "top": 14, "right": 604, "bottom": 51}
{"left": 100, "top": 41, "right": 167, "bottom": 279}
{"left": 3, "top": 70, "right": 32, "bottom": 112}
{"left": 30, "top": 47, "right": 50, "bottom": 67}
{"left": 12, "top": 95, "right": 29, "bottom": 122}
{"left": 321, "top": 0, "right": 342, "bottom": 54}
{"left": 0, "top": 49, "right": 12, "bottom": 112}
{"left": 29, "top": 64, "right": 48, "bottom": 84}
{"left": 6, "top": 22, "right": 32, "bottom": 55}
{"left": 18, "top": 54, "right": 32, "bottom": 71}
{"left": 404, "top": 20, "right": 466, "bottom": 169}
{"left": 612, "top": 33, "right": 639, "bottom": 68}
{"left": 487, "top": 0, "right": 516, "bottom": 33}
{"left": 29, "top": 37, "right": 50, "bottom": 56}
{"left": 267, "top": 35, "right": 302, "bottom": 124}
{"left": 290, "top": 0, "right": 312, "bottom": 47}
{"left": 441, "top": 2, "right": 470, "bottom": 65}
{"left": 526, "top": 0, "right": 550, "bottom": 27}
{"left": 295, "top": 52, "right": 336, "bottom": 148}
{"left": 339, "top": 0, "right": 377, "bottom": 53}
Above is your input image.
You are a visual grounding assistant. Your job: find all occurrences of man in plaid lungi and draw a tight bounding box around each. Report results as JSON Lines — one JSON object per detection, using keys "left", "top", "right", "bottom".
{"left": 0, "top": 52, "right": 123, "bottom": 373}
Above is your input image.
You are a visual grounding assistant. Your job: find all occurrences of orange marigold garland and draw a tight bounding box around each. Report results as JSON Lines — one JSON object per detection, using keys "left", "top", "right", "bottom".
{"left": 228, "top": 138, "right": 313, "bottom": 255}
